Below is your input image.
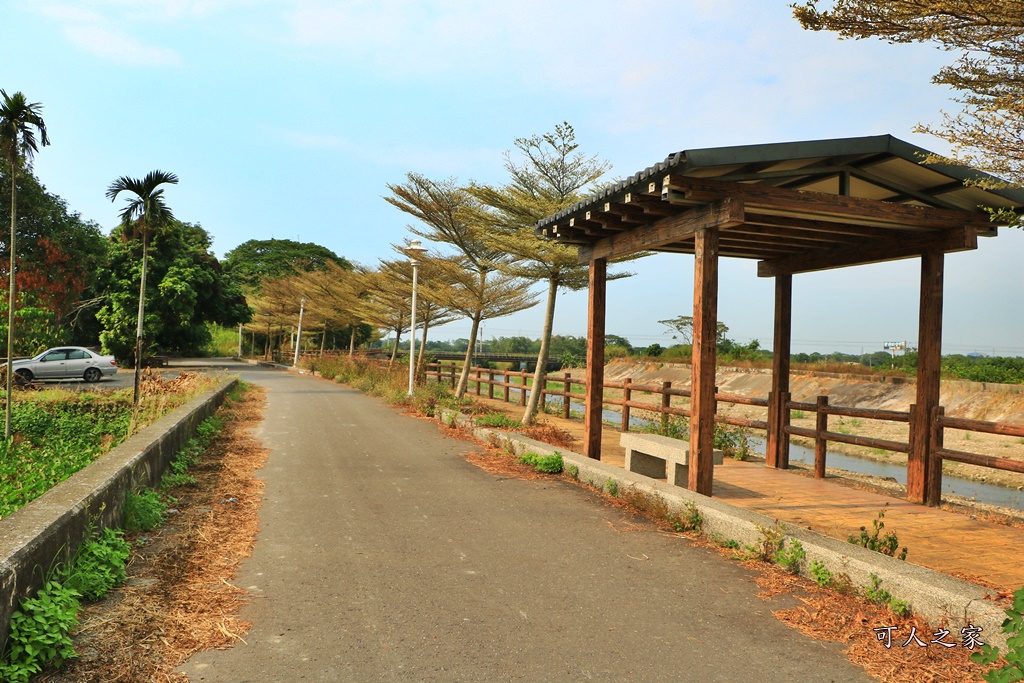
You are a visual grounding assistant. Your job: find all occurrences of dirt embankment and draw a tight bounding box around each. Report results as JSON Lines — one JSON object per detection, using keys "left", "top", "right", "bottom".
{"left": 576, "top": 360, "right": 1024, "bottom": 490}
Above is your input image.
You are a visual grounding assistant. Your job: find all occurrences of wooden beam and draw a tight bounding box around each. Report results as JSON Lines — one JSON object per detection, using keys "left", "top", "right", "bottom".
{"left": 766, "top": 275, "right": 792, "bottom": 469}
{"left": 663, "top": 174, "right": 993, "bottom": 231}
{"left": 908, "top": 250, "right": 944, "bottom": 505}
{"left": 578, "top": 199, "right": 744, "bottom": 264}
{"left": 583, "top": 258, "right": 607, "bottom": 460}
{"left": 757, "top": 226, "right": 976, "bottom": 277}
{"left": 689, "top": 228, "right": 719, "bottom": 496}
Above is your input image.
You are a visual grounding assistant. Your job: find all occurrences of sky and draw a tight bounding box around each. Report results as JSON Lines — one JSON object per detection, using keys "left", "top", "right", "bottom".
{"left": 4, "top": 0, "right": 1024, "bottom": 355}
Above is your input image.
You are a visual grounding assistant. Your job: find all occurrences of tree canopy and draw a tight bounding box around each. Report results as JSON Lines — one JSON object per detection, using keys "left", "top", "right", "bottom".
{"left": 223, "top": 238, "right": 350, "bottom": 290}
{"left": 97, "top": 221, "right": 249, "bottom": 358}
{"left": 793, "top": 1, "right": 1024, "bottom": 185}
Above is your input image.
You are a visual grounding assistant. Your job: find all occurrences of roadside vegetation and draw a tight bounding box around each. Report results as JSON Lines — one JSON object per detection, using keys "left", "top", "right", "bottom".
{"left": 0, "top": 382, "right": 263, "bottom": 682}
{"left": 0, "top": 372, "right": 218, "bottom": 519}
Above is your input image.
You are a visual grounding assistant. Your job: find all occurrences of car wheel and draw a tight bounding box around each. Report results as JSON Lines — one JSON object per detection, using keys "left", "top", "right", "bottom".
{"left": 83, "top": 367, "right": 102, "bottom": 383}
{"left": 14, "top": 368, "right": 33, "bottom": 384}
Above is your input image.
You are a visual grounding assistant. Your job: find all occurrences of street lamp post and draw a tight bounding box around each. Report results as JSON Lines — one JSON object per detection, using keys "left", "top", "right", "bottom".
{"left": 293, "top": 297, "right": 306, "bottom": 367}
{"left": 407, "top": 239, "right": 428, "bottom": 396}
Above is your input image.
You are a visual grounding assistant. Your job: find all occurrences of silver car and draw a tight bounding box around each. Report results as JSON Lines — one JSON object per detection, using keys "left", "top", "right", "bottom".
{"left": 8, "top": 346, "right": 119, "bottom": 383}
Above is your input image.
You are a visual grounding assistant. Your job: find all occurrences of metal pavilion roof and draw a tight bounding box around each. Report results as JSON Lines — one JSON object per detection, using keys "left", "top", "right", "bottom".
{"left": 535, "top": 135, "right": 1024, "bottom": 275}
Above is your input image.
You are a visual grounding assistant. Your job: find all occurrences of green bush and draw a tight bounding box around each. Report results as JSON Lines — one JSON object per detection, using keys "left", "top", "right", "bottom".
{"left": 0, "top": 581, "right": 80, "bottom": 683}
{"left": 809, "top": 560, "right": 833, "bottom": 588}
{"left": 123, "top": 488, "right": 167, "bottom": 533}
{"left": 773, "top": 538, "right": 806, "bottom": 574}
{"left": 62, "top": 527, "right": 131, "bottom": 601}
{"left": 519, "top": 452, "right": 564, "bottom": 474}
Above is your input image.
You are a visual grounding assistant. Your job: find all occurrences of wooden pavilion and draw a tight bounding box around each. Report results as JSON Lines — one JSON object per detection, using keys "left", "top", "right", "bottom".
{"left": 534, "top": 135, "right": 1024, "bottom": 505}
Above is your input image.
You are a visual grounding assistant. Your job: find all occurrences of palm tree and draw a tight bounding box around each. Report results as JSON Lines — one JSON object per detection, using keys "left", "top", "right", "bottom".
{"left": 106, "top": 170, "right": 179, "bottom": 404}
{"left": 0, "top": 91, "right": 50, "bottom": 438}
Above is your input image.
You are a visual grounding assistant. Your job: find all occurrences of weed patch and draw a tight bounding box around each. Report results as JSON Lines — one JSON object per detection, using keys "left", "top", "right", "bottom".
{"left": 848, "top": 509, "right": 908, "bottom": 560}
{"left": 123, "top": 488, "right": 167, "bottom": 533}
{"left": 0, "top": 581, "right": 80, "bottom": 683}
{"left": 61, "top": 527, "right": 131, "bottom": 602}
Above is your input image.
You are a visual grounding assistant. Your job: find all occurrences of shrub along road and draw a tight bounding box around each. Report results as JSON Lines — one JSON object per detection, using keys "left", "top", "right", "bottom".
{"left": 179, "top": 362, "right": 873, "bottom": 682}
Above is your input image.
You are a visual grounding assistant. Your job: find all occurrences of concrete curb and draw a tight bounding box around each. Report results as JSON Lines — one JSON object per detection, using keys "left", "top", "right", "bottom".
{"left": 0, "top": 377, "right": 238, "bottom": 652}
{"left": 436, "top": 407, "right": 1011, "bottom": 650}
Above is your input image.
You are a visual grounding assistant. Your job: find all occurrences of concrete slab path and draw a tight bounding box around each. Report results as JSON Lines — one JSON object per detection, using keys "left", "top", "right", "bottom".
{"left": 179, "top": 364, "right": 872, "bottom": 682}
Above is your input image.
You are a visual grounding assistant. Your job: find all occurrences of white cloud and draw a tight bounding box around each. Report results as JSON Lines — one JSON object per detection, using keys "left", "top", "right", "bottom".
{"left": 63, "top": 24, "right": 182, "bottom": 66}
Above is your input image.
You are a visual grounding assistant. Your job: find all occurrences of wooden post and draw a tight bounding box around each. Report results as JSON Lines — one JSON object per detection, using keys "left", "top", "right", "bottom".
{"left": 815, "top": 395, "right": 828, "bottom": 478}
{"left": 475, "top": 368, "right": 481, "bottom": 396}
{"left": 908, "top": 250, "right": 944, "bottom": 505}
{"left": 540, "top": 382, "right": 547, "bottom": 412}
{"left": 503, "top": 370, "right": 510, "bottom": 403}
{"left": 621, "top": 377, "right": 632, "bottom": 432}
{"left": 563, "top": 373, "right": 572, "bottom": 419}
{"left": 519, "top": 371, "right": 527, "bottom": 407}
{"left": 660, "top": 381, "right": 672, "bottom": 432}
{"left": 766, "top": 275, "right": 792, "bottom": 468}
{"left": 928, "top": 405, "right": 945, "bottom": 507}
{"left": 488, "top": 371, "right": 495, "bottom": 400}
{"left": 584, "top": 258, "right": 607, "bottom": 460}
{"left": 449, "top": 364, "right": 456, "bottom": 390}
{"left": 689, "top": 228, "right": 719, "bottom": 495}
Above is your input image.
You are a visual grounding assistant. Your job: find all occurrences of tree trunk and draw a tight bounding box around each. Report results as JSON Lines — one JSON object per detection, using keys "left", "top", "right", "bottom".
{"left": 348, "top": 327, "right": 355, "bottom": 356}
{"left": 456, "top": 312, "right": 481, "bottom": 399}
{"left": 522, "top": 275, "right": 559, "bottom": 425}
{"left": 416, "top": 319, "right": 431, "bottom": 377}
{"left": 320, "top": 323, "right": 327, "bottom": 357}
{"left": 133, "top": 232, "right": 149, "bottom": 406}
{"left": 5, "top": 169, "right": 16, "bottom": 438}
{"left": 389, "top": 324, "right": 402, "bottom": 366}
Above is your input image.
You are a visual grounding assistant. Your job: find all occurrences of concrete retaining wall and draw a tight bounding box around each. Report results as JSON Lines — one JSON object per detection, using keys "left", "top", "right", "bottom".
{"left": 436, "top": 407, "right": 1012, "bottom": 650}
{"left": 0, "top": 378, "right": 238, "bottom": 652}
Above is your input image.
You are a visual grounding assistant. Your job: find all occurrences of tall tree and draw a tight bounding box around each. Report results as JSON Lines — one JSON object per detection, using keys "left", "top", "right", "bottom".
{"left": 470, "top": 123, "right": 637, "bottom": 425}
{"left": 106, "top": 170, "right": 179, "bottom": 404}
{"left": 97, "top": 220, "right": 249, "bottom": 361}
{"left": 793, "top": 1, "right": 1024, "bottom": 187}
{"left": 223, "top": 238, "right": 350, "bottom": 290}
{"left": 0, "top": 90, "right": 49, "bottom": 438}
{"left": 385, "top": 174, "right": 513, "bottom": 397}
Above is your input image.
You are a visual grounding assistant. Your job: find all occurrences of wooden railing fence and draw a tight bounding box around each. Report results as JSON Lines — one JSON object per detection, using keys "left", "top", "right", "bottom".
{"left": 425, "top": 361, "right": 1024, "bottom": 498}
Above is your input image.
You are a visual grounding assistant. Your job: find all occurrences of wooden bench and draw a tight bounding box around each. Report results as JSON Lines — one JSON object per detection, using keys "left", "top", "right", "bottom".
{"left": 620, "top": 432, "right": 723, "bottom": 487}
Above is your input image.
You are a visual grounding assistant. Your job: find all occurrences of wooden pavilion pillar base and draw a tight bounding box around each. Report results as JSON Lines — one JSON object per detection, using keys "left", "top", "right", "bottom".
{"left": 908, "top": 250, "right": 943, "bottom": 505}
{"left": 688, "top": 227, "right": 719, "bottom": 495}
{"left": 583, "top": 258, "right": 607, "bottom": 460}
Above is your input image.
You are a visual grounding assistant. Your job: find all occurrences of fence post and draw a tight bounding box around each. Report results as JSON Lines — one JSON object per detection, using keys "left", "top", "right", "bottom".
{"left": 520, "top": 371, "right": 527, "bottom": 407}
{"left": 449, "top": 364, "right": 456, "bottom": 390}
{"left": 621, "top": 377, "right": 632, "bottom": 432}
{"left": 488, "top": 371, "right": 495, "bottom": 400}
{"left": 563, "top": 373, "right": 572, "bottom": 420}
{"left": 927, "top": 405, "right": 944, "bottom": 507}
{"left": 779, "top": 391, "right": 791, "bottom": 469}
{"left": 815, "top": 395, "right": 828, "bottom": 478}
{"left": 661, "top": 381, "right": 672, "bottom": 433}
{"left": 503, "top": 369, "right": 510, "bottom": 403}
{"left": 540, "top": 378, "right": 547, "bottom": 412}
{"left": 475, "top": 368, "right": 482, "bottom": 396}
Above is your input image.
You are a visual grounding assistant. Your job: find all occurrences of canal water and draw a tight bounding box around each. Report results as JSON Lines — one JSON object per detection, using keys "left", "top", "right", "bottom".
{"left": 499, "top": 383, "right": 1024, "bottom": 512}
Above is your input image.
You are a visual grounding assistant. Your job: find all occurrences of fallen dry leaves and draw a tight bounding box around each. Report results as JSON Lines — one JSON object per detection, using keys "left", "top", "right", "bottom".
{"left": 41, "top": 384, "right": 268, "bottom": 683}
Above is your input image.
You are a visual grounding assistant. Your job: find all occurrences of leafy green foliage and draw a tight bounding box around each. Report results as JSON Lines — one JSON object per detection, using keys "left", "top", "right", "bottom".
{"left": 972, "top": 586, "right": 1024, "bottom": 683}
{"left": 96, "top": 220, "right": 250, "bottom": 359}
{"left": 222, "top": 238, "right": 349, "bottom": 290}
{"left": 476, "top": 412, "right": 521, "bottom": 429}
{"left": 0, "top": 397, "right": 135, "bottom": 518}
{"left": 848, "top": 509, "right": 908, "bottom": 560}
{"left": 61, "top": 527, "right": 130, "bottom": 601}
{"left": 0, "top": 581, "right": 79, "bottom": 683}
{"left": 518, "top": 452, "right": 564, "bottom": 474}
{"left": 605, "top": 478, "right": 619, "bottom": 497}
{"left": 865, "top": 573, "right": 910, "bottom": 616}
{"left": 566, "top": 463, "right": 579, "bottom": 480}
{"left": 774, "top": 538, "right": 806, "bottom": 574}
{"left": 123, "top": 488, "right": 166, "bottom": 533}
{"left": 809, "top": 560, "right": 833, "bottom": 588}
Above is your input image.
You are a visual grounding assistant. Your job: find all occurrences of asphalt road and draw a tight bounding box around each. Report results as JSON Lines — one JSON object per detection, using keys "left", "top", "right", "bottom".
{"left": 179, "top": 363, "right": 874, "bottom": 682}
